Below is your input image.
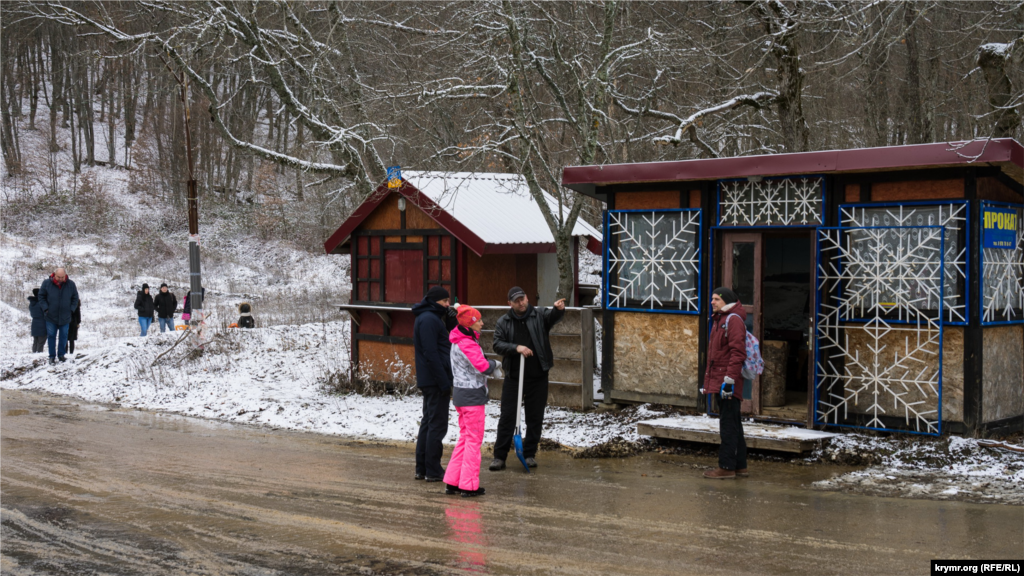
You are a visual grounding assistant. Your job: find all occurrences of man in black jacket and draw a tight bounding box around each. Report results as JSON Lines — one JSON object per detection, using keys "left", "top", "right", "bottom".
{"left": 412, "top": 286, "right": 457, "bottom": 482}
{"left": 489, "top": 286, "right": 565, "bottom": 471}
{"left": 154, "top": 283, "right": 178, "bottom": 333}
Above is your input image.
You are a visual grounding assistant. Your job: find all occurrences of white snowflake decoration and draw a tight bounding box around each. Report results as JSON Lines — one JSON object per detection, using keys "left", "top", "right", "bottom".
{"left": 842, "top": 203, "right": 967, "bottom": 323}
{"left": 982, "top": 205, "right": 1024, "bottom": 323}
{"left": 607, "top": 210, "right": 701, "bottom": 312}
{"left": 815, "top": 226, "right": 944, "bottom": 435}
{"left": 719, "top": 177, "right": 823, "bottom": 226}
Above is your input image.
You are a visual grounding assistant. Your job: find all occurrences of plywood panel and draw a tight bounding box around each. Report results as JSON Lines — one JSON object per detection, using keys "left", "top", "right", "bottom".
{"left": 361, "top": 194, "right": 403, "bottom": 230}
{"left": 357, "top": 341, "right": 416, "bottom": 385}
{"left": 467, "top": 253, "right": 517, "bottom": 305}
{"left": 978, "top": 177, "right": 1023, "bottom": 203}
{"left": 942, "top": 326, "right": 964, "bottom": 423}
{"left": 845, "top": 184, "right": 860, "bottom": 203}
{"left": 616, "top": 191, "right": 680, "bottom": 210}
{"left": 983, "top": 325, "right": 1024, "bottom": 423}
{"left": 613, "top": 312, "right": 700, "bottom": 405}
{"left": 406, "top": 201, "right": 442, "bottom": 229}
{"left": 688, "top": 190, "right": 701, "bottom": 208}
{"left": 871, "top": 179, "right": 963, "bottom": 201}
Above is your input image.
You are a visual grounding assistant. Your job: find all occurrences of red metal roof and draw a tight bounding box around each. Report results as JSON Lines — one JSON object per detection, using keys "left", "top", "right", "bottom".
{"left": 562, "top": 139, "right": 1024, "bottom": 198}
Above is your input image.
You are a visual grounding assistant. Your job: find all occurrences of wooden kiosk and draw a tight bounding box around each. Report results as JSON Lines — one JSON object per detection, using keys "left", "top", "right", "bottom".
{"left": 563, "top": 139, "right": 1024, "bottom": 435}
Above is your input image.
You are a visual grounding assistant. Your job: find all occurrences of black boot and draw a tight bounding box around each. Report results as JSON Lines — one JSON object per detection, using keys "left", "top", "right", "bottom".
{"left": 461, "top": 487, "right": 485, "bottom": 498}
{"left": 445, "top": 483, "right": 461, "bottom": 495}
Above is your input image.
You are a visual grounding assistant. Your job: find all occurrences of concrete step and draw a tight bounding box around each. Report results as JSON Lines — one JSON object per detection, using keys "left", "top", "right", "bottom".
{"left": 637, "top": 415, "right": 838, "bottom": 454}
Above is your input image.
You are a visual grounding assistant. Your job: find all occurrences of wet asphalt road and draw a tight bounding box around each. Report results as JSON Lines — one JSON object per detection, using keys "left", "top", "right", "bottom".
{"left": 2, "top": 388, "right": 1021, "bottom": 576}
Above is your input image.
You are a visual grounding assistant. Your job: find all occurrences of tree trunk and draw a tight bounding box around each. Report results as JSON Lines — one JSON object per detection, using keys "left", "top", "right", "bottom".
{"left": 977, "top": 43, "right": 1021, "bottom": 138}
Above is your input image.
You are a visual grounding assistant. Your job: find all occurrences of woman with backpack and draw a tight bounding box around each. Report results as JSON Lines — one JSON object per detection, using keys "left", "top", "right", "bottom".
{"left": 701, "top": 287, "right": 749, "bottom": 480}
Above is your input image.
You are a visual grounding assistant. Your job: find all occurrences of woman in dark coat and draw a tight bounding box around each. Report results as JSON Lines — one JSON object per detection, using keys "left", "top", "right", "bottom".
{"left": 28, "top": 288, "right": 46, "bottom": 353}
{"left": 134, "top": 284, "right": 156, "bottom": 337}
{"left": 67, "top": 301, "right": 82, "bottom": 354}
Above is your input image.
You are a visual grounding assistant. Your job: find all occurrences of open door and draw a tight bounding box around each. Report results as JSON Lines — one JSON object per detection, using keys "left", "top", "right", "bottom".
{"left": 721, "top": 233, "right": 761, "bottom": 414}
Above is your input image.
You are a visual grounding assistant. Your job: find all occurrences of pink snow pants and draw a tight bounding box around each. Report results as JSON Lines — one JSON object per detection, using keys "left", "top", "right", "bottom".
{"left": 443, "top": 405, "right": 486, "bottom": 491}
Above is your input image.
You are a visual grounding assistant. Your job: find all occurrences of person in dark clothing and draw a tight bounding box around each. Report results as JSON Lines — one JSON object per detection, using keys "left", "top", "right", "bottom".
{"left": 181, "top": 286, "right": 206, "bottom": 322}
{"left": 153, "top": 283, "right": 178, "bottom": 333}
{"left": 67, "top": 302, "right": 82, "bottom": 355}
{"left": 701, "top": 287, "right": 749, "bottom": 480}
{"left": 38, "top": 267, "right": 80, "bottom": 364}
{"left": 134, "top": 284, "right": 155, "bottom": 337}
{"left": 237, "top": 303, "right": 255, "bottom": 328}
{"left": 28, "top": 288, "right": 46, "bottom": 353}
{"left": 413, "top": 285, "right": 457, "bottom": 482}
{"left": 489, "top": 287, "right": 565, "bottom": 471}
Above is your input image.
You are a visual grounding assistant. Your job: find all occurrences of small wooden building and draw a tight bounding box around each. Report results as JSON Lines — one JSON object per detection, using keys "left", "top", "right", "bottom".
{"left": 325, "top": 171, "right": 601, "bottom": 387}
{"left": 562, "top": 139, "right": 1024, "bottom": 435}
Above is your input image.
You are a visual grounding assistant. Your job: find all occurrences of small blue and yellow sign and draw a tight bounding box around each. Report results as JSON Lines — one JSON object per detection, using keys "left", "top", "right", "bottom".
{"left": 983, "top": 206, "right": 1018, "bottom": 249}
{"left": 387, "top": 165, "right": 402, "bottom": 189}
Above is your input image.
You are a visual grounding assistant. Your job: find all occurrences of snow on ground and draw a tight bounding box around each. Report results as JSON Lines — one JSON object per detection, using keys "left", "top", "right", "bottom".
{"left": 810, "top": 433, "right": 1024, "bottom": 505}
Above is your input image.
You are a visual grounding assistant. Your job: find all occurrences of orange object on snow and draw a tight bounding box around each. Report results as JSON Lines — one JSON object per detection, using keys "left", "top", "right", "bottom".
{"left": 175, "top": 325, "right": 189, "bottom": 331}
{"left": 229, "top": 322, "right": 238, "bottom": 328}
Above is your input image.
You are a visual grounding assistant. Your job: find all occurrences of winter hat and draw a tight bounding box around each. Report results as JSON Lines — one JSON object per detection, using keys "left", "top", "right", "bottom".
{"left": 160, "top": 283, "right": 168, "bottom": 289}
{"left": 507, "top": 286, "right": 527, "bottom": 302}
{"left": 239, "top": 303, "right": 251, "bottom": 314}
{"left": 142, "top": 283, "right": 150, "bottom": 291}
{"left": 425, "top": 286, "right": 450, "bottom": 302}
{"left": 712, "top": 287, "right": 738, "bottom": 305}
{"left": 456, "top": 305, "right": 482, "bottom": 328}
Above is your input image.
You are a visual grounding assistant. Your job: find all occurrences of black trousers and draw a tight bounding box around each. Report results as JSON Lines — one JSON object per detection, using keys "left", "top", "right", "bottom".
{"left": 32, "top": 336, "right": 46, "bottom": 353}
{"left": 493, "top": 373, "right": 548, "bottom": 461}
{"left": 415, "top": 386, "right": 450, "bottom": 478}
{"left": 718, "top": 397, "right": 747, "bottom": 471}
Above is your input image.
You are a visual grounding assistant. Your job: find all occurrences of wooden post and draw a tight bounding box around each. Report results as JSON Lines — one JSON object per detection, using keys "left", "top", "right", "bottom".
{"left": 581, "top": 307, "right": 595, "bottom": 409}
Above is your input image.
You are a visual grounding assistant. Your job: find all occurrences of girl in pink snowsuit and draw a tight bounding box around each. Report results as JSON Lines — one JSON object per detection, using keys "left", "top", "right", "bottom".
{"left": 444, "top": 305, "right": 501, "bottom": 497}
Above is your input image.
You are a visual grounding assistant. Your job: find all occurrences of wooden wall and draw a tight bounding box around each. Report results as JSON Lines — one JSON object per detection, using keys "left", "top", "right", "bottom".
{"left": 361, "top": 193, "right": 443, "bottom": 231}
{"left": 614, "top": 189, "right": 702, "bottom": 210}
{"left": 983, "top": 325, "right": 1024, "bottom": 423}
{"left": 358, "top": 340, "right": 416, "bottom": 385}
{"left": 978, "top": 176, "right": 1024, "bottom": 203}
{"left": 466, "top": 252, "right": 538, "bottom": 306}
{"left": 611, "top": 313, "right": 701, "bottom": 407}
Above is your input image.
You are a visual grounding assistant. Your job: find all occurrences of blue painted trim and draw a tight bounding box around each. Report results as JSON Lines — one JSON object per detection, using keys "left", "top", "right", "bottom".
{"left": 716, "top": 174, "right": 826, "bottom": 227}
{"left": 839, "top": 200, "right": 970, "bottom": 325}
{"left": 813, "top": 225, "right": 945, "bottom": 437}
{"left": 979, "top": 200, "right": 1024, "bottom": 326}
{"left": 604, "top": 209, "right": 703, "bottom": 315}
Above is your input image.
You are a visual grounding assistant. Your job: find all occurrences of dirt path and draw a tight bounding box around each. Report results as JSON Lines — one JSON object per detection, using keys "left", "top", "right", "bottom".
{"left": 2, "top": 388, "right": 1021, "bottom": 575}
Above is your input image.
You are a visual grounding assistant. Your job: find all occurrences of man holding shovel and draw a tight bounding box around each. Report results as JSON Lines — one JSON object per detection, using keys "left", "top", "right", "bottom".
{"left": 489, "top": 287, "right": 565, "bottom": 471}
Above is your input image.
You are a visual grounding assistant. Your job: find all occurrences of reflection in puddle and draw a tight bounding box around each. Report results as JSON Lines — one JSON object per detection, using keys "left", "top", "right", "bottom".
{"left": 445, "top": 499, "right": 487, "bottom": 573}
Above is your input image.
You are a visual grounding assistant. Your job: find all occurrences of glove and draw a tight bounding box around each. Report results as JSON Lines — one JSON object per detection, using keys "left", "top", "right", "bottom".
{"left": 493, "top": 365, "right": 504, "bottom": 380}
{"left": 446, "top": 306, "right": 457, "bottom": 318}
{"left": 720, "top": 376, "right": 735, "bottom": 399}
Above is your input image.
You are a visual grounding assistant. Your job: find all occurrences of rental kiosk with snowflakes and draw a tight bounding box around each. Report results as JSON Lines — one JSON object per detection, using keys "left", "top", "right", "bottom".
{"left": 563, "top": 139, "right": 1024, "bottom": 435}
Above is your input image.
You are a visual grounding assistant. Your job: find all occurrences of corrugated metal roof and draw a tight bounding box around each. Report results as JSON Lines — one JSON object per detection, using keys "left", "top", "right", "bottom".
{"left": 404, "top": 171, "right": 602, "bottom": 245}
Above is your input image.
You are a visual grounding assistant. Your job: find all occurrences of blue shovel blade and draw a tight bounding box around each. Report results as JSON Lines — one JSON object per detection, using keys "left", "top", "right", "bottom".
{"left": 513, "top": 432, "right": 530, "bottom": 473}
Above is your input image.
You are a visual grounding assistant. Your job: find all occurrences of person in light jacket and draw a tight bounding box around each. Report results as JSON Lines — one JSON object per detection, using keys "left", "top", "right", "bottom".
{"left": 443, "top": 305, "right": 501, "bottom": 498}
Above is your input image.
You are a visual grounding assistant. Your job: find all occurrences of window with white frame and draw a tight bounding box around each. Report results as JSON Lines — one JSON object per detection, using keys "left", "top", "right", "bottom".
{"left": 981, "top": 202, "right": 1024, "bottom": 324}
{"left": 719, "top": 176, "right": 823, "bottom": 226}
{"left": 606, "top": 209, "right": 701, "bottom": 313}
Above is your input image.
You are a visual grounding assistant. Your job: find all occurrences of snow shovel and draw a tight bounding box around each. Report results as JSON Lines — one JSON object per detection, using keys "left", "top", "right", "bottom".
{"left": 513, "top": 354, "right": 531, "bottom": 473}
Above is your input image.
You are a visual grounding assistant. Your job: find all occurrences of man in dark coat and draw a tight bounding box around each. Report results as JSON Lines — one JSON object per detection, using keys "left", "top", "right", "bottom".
{"left": 701, "top": 287, "right": 749, "bottom": 480}
{"left": 489, "top": 287, "right": 565, "bottom": 471}
{"left": 153, "top": 283, "right": 178, "bottom": 333}
{"left": 412, "top": 285, "right": 456, "bottom": 481}
{"left": 28, "top": 288, "right": 46, "bottom": 353}
{"left": 134, "top": 284, "right": 156, "bottom": 336}
{"left": 38, "top": 267, "right": 80, "bottom": 364}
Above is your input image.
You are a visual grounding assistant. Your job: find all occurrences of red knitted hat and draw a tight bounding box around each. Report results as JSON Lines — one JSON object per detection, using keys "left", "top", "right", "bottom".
{"left": 456, "top": 305, "right": 482, "bottom": 327}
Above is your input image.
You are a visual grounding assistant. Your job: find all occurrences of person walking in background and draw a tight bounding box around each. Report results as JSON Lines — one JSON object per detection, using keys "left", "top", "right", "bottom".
{"left": 67, "top": 301, "right": 82, "bottom": 355}
{"left": 38, "top": 267, "right": 79, "bottom": 364}
{"left": 701, "top": 287, "right": 749, "bottom": 480}
{"left": 489, "top": 287, "right": 565, "bottom": 471}
{"left": 154, "top": 283, "right": 177, "bottom": 333}
{"left": 28, "top": 288, "right": 46, "bottom": 353}
{"left": 181, "top": 286, "right": 205, "bottom": 322}
{"left": 134, "top": 284, "right": 155, "bottom": 336}
{"left": 412, "top": 286, "right": 456, "bottom": 482}
{"left": 443, "top": 305, "right": 501, "bottom": 498}
{"left": 237, "top": 303, "right": 255, "bottom": 328}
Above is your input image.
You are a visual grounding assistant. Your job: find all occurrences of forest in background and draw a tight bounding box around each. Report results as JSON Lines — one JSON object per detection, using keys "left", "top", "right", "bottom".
{"left": 1, "top": 1, "right": 1022, "bottom": 262}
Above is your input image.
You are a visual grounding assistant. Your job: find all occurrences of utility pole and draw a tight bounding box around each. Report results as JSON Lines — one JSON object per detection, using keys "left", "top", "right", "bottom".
{"left": 163, "top": 54, "right": 206, "bottom": 345}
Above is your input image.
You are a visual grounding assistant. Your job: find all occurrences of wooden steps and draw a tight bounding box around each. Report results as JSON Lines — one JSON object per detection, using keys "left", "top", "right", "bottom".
{"left": 637, "top": 415, "right": 838, "bottom": 453}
